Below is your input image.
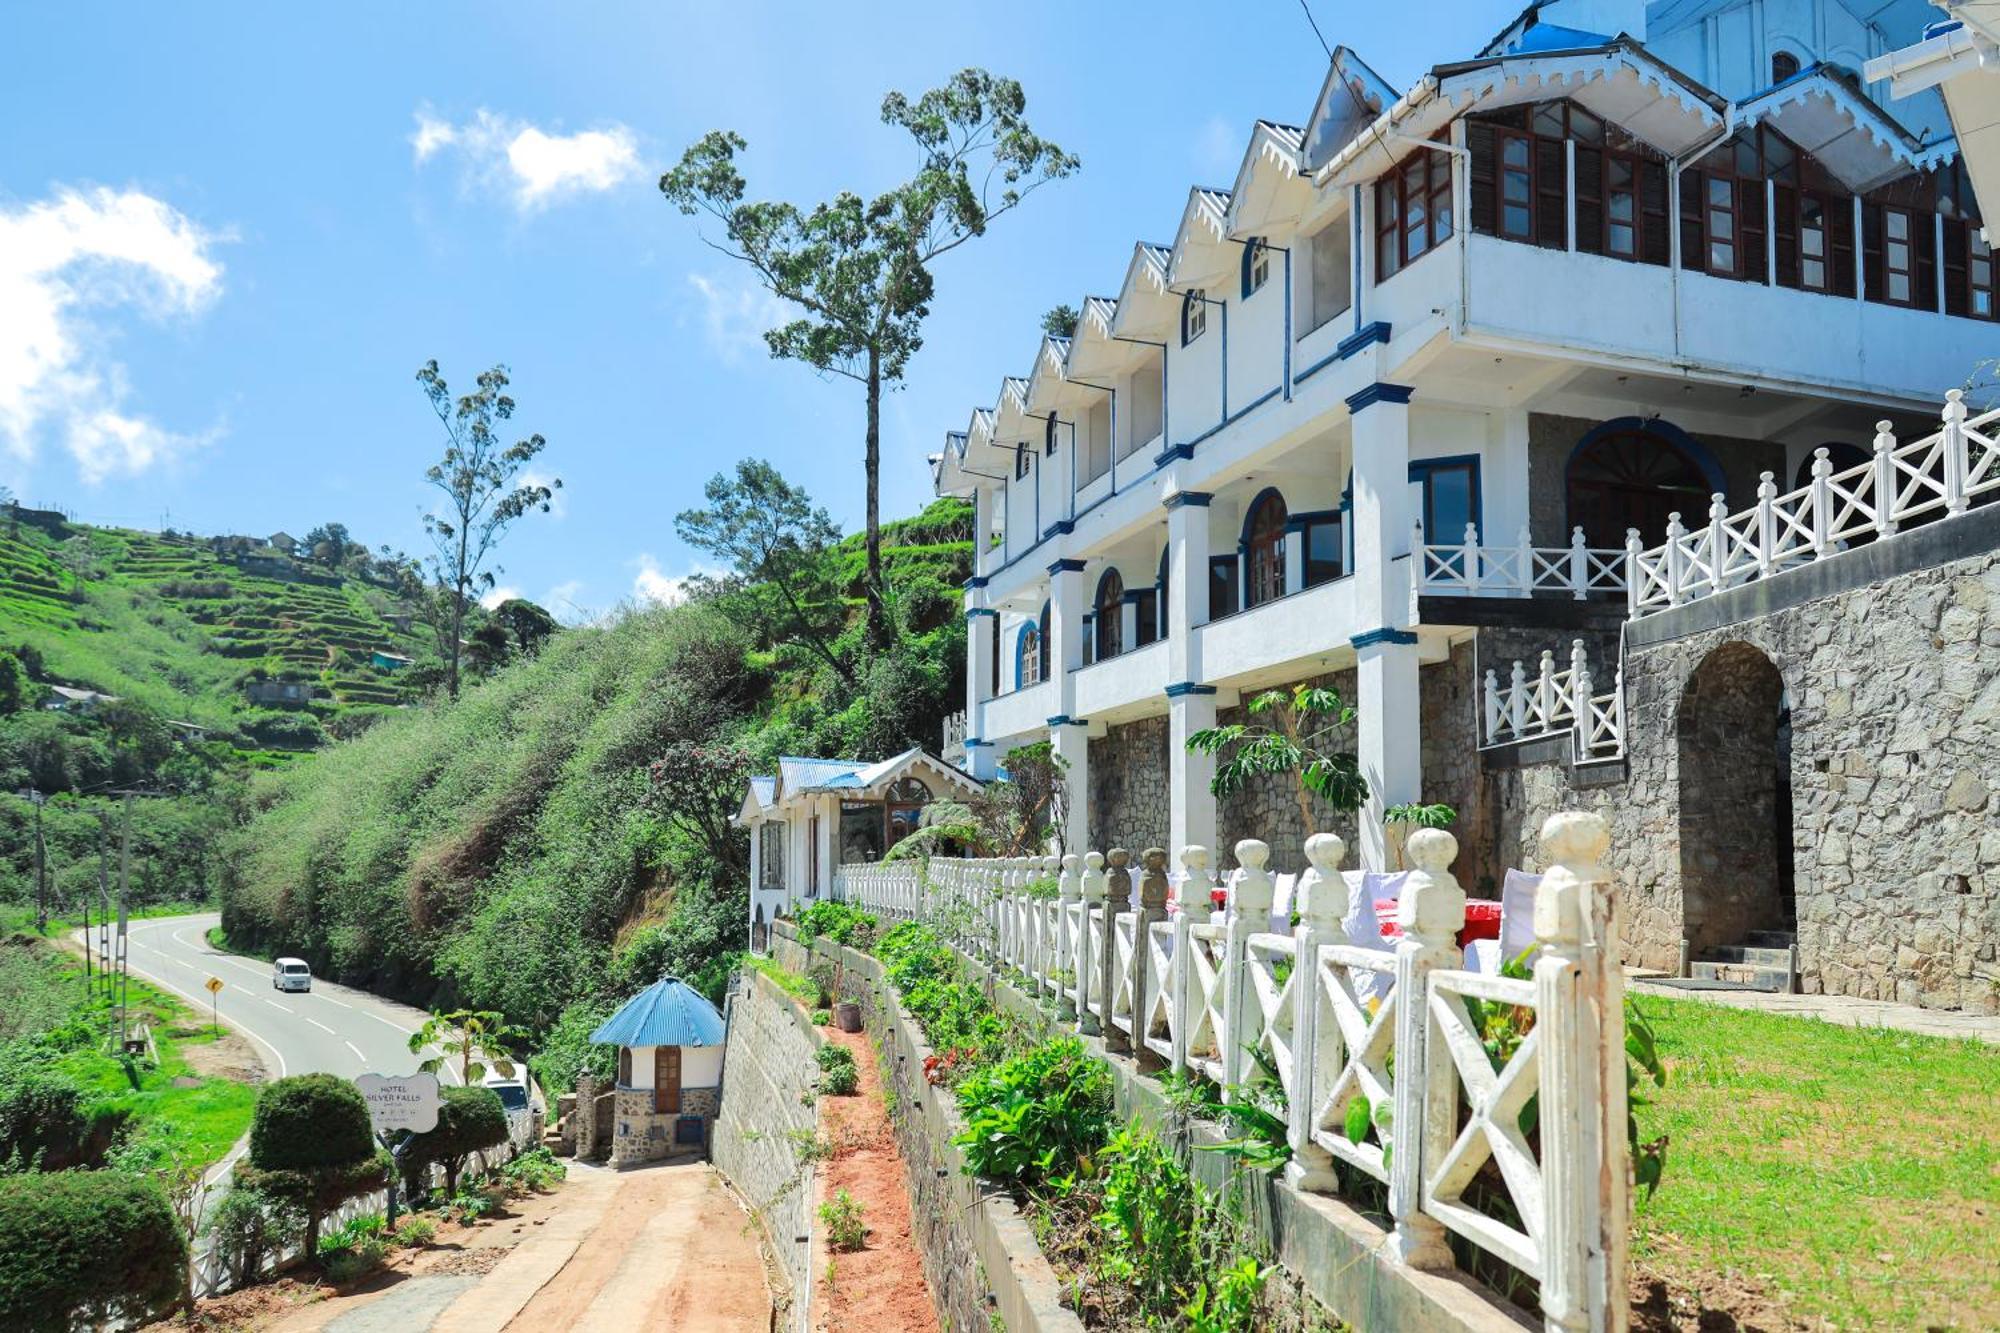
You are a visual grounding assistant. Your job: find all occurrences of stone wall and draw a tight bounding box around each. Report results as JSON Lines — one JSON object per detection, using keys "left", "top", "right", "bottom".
{"left": 1215, "top": 668, "right": 1360, "bottom": 873}
{"left": 712, "top": 970, "right": 824, "bottom": 1329}
{"left": 1486, "top": 524, "right": 2000, "bottom": 1012}
{"left": 1088, "top": 715, "right": 1168, "bottom": 852}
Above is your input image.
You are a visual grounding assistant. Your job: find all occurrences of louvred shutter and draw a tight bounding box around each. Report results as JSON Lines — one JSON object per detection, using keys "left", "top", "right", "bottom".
{"left": 1640, "top": 160, "right": 1669, "bottom": 266}
{"left": 1830, "top": 197, "right": 1857, "bottom": 297}
{"left": 1535, "top": 139, "right": 1567, "bottom": 249}
{"left": 1915, "top": 215, "right": 1939, "bottom": 311}
{"left": 1574, "top": 147, "right": 1604, "bottom": 255}
{"left": 1944, "top": 218, "right": 1970, "bottom": 317}
{"left": 1468, "top": 121, "right": 1497, "bottom": 236}
{"left": 1679, "top": 169, "right": 1705, "bottom": 271}
{"left": 1773, "top": 184, "right": 1799, "bottom": 288}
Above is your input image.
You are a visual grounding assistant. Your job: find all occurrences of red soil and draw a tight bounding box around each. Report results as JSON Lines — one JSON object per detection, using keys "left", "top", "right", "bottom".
{"left": 812, "top": 1021, "right": 940, "bottom": 1333}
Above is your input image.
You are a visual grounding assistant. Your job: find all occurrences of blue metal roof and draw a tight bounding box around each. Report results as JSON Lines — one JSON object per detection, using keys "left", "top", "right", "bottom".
{"left": 778, "top": 755, "right": 864, "bottom": 794}
{"left": 590, "top": 977, "right": 727, "bottom": 1048}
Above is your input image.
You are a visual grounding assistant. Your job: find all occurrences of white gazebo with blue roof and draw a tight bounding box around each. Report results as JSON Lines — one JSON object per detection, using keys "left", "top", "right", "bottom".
{"left": 588, "top": 976, "right": 729, "bottom": 1166}
{"left": 737, "top": 746, "right": 983, "bottom": 944}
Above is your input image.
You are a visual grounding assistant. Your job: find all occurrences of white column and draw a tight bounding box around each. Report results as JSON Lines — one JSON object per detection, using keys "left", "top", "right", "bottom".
{"left": 1051, "top": 720, "right": 1089, "bottom": 854}
{"left": 1349, "top": 385, "right": 1421, "bottom": 869}
{"left": 1169, "top": 690, "right": 1218, "bottom": 859}
{"left": 1283, "top": 527, "right": 1305, "bottom": 595}
{"left": 1485, "top": 408, "right": 1531, "bottom": 548}
{"left": 964, "top": 606, "right": 998, "bottom": 778}
{"left": 1120, "top": 596, "right": 1138, "bottom": 654}
{"left": 1164, "top": 493, "right": 1211, "bottom": 670}
{"left": 1048, "top": 561, "right": 1086, "bottom": 684}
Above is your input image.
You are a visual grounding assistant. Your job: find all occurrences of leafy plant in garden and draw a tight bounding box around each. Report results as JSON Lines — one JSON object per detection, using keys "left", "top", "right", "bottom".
{"left": 816, "top": 1043, "right": 860, "bottom": 1096}
{"left": 1383, "top": 800, "right": 1458, "bottom": 869}
{"left": 409, "top": 1008, "right": 528, "bottom": 1085}
{"left": 1186, "top": 684, "right": 1366, "bottom": 834}
{"left": 795, "top": 900, "right": 878, "bottom": 949}
{"left": 819, "top": 1188, "right": 869, "bottom": 1252}
{"left": 403, "top": 1084, "right": 510, "bottom": 1197}
{"left": 954, "top": 1037, "right": 1113, "bottom": 1187}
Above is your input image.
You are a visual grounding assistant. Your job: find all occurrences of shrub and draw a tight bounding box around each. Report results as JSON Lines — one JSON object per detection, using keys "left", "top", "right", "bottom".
{"left": 499, "top": 1145, "right": 566, "bottom": 1193}
{"left": 0, "top": 1058, "right": 90, "bottom": 1170}
{"left": 204, "top": 1183, "right": 305, "bottom": 1289}
{"left": 954, "top": 1037, "right": 1113, "bottom": 1187}
{"left": 246, "top": 1073, "right": 382, "bottom": 1258}
{"left": 319, "top": 1214, "right": 391, "bottom": 1285}
{"left": 810, "top": 1008, "right": 831, "bottom": 1025}
{"left": 393, "top": 1214, "right": 438, "bottom": 1248}
{"left": 0, "top": 1170, "right": 187, "bottom": 1332}
{"left": 795, "top": 901, "right": 878, "bottom": 949}
{"left": 403, "top": 1085, "right": 510, "bottom": 1197}
{"left": 818, "top": 1189, "right": 868, "bottom": 1252}
{"left": 529, "top": 998, "right": 619, "bottom": 1095}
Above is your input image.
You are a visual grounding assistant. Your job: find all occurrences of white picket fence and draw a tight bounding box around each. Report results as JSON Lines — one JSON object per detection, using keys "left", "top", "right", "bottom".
{"left": 831, "top": 816, "right": 1632, "bottom": 1332}
{"left": 1628, "top": 390, "right": 2000, "bottom": 614}
{"left": 1418, "top": 522, "right": 1628, "bottom": 601}
{"left": 1482, "top": 639, "right": 1625, "bottom": 762}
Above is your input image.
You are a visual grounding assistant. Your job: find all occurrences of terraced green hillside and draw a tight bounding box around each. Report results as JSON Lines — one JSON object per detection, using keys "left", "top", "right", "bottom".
{"left": 0, "top": 515, "right": 426, "bottom": 736}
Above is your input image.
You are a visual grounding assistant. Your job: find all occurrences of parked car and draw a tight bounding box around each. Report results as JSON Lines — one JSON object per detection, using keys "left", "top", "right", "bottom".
{"left": 482, "top": 1066, "right": 532, "bottom": 1152}
{"left": 272, "top": 957, "right": 313, "bottom": 992}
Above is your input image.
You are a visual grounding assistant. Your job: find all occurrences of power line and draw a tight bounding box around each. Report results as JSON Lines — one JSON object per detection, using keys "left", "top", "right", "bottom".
{"left": 1295, "top": 0, "right": 1332, "bottom": 59}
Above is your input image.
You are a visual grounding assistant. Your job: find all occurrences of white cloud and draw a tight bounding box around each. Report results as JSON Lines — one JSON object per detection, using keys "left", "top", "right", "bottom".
{"left": 0, "top": 186, "right": 226, "bottom": 484}
{"left": 411, "top": 106, "right": 642, "bottom": 212}
{"left": 479, "top": 584, "right": 521, "bottom": 610}
{"left": 686, "top": 271, "right": 796, "bottom": 366}
{"left": 631, "top": 554, "right": 713, "bottom": 608}
{"left": 521, "top": 468, "right": 565, "bottom": 518}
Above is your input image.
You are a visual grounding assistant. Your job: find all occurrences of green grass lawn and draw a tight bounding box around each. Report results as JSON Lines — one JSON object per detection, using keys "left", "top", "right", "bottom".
{"left": 1632, "top": 995, "right": 1999, "bottom": 1329}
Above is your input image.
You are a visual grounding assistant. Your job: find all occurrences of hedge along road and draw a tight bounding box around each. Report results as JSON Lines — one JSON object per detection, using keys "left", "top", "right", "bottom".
{"left": 101, "top": 912, "right": 463, "bottom": 1188}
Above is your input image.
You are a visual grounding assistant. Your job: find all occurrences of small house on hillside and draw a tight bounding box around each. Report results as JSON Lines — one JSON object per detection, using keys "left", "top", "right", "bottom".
{"left": 737, "top": 747, "right": 982, "bottom": 943}
{"left": 267, "top": 531, "right": 299, "bottom": 555}
{"left": 245, "top": 679, "right": 313, "bottom": 707}
{"left": 370, "top": 650, "right": 412, "bottom": 671}
{"left": 43, "top": 685, "right": 119, "bottom": 714}
{"left": 586, "top": 977, "right": 728, "bottom": 1167}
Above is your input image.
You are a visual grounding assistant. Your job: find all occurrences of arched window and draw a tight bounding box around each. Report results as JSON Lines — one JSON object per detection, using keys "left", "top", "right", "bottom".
{"left": 1156, "top": 547, "right": 1169, "bottom": 637}
{"left": 1791, "top": 441, "right": 1869, "bottom": 490}
{"left": 1037, "top": 600, "right": 1051, "bottom": 681}
{"left": 1016, "top": 621, "right": 1041, "bottom": 689}
{"left": 887, "top": 777, "right": 932, "bottom": 848}
{"left": 1241, "top": 238, "right": 1270, "bottom": 298}
{"left": 1094, "top": 569, "right": 1125, "bottom": 660}
{"left": 1181, "top": 290, "right": 1208, "bottom": 346}
{"left": 1244, "top": 489, "right": 1288, "bottom": 608}
{"left": 1771, "top": 51, "right": 1800, "bottom": 84}
{"left": 1566, "top": 422, "right": 1718, "bottom": 547}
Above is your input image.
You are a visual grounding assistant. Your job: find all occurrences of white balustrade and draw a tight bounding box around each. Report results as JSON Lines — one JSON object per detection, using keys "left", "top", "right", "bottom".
{"left": 1417, "top": 521, "right": 1628, "bottom": 601}
{"left": 794, "top": 811, "right": 1631, "bottom": 1332}
{"left": 1482, "top": 639, "right": 1625, "bottom": 762}
{"left": 1629, "top": 390, "right": 2000, "bottom": 616}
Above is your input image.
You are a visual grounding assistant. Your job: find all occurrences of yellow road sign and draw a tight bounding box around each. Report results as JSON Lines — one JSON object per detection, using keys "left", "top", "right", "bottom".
{"left": 205, "top": 976, "right": 224, "bottom": 994}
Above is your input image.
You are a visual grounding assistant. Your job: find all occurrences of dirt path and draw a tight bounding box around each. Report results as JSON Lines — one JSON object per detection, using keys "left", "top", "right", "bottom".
{"left": 812, "top": 1022, "right": 938, "bottom": 1333}
{"left": 497, "top": 1160, "right": 770, "bottom": 1332}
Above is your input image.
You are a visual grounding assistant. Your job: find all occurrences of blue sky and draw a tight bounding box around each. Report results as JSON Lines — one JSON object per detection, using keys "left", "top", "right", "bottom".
{"left": 0, "top": 1, "right": 1498, "bottom": 620}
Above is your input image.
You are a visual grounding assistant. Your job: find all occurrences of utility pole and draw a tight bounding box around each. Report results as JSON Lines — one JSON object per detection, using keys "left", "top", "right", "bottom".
{"left": 31, "top": 792, "right": 47, "bottom": 933}
{"left": 117, "top": 792, "right": 132, "bottom": 1050}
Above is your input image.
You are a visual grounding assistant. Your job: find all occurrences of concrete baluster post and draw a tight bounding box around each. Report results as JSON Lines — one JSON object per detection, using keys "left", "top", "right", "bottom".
{"left": 1943, "top": 388, "right": 1969, "bottom": 515}
{"left": 1509, "top": 660, "right": 1528, "bottom": 737}
{"left": 1755, "top": 473, "right": 1778, "bottom": 579}
{"left": 1873, "top": 421, "right": 1899, "bottom": 538}
{"left": 1133, "top": 848, "right": 1171, "bottom": 1071}
{"left": 1535, "top": 651, "right": 1555, "bottom": 732}
{"left": 1169, "top": 846, "right": 1210, "bottom": 1073}
{"left": 1386, "top": 827, "right": 1466, "bottom": 1270}
{"left": 1663, "top": 513, "right": 1685, "bottom": 605}
{"left": 1285, "top": 832, "right": 1346, "bottom": 1193}
{"left": 1463, "top": 521, "right": 1482, "bottom": 595}
{"left": 1611, "top": 668, "right": 1625, "bottom": 754}
{"left": 1100, "top": 849, "right": 1132, "bottom": 1052}
{"left": 1040, "top": 853, "right": 1062, "bottom": 984}
{"left": 1624, "top": 528, "right": 1643, "bottom": 616}
{"left": 1056, "top": 853, "right": 1082, "bottom": 1021}
{"left": 1075, "top": 852, "right": 1105, "bottom": 1035}
{"left": 1412, "top": 516, "right": 1429, "bottom": 588}
{"left": 1219, "top": 840, "right": 1273, "bottom": 1100}
{"left": 1569, "top": 640, "right": 1589, "bottom": 727}
{"left": 1482, "top": 668, "right": 1500, "bottom": 744}
{"left": 1531, "top": 811, "right": 1628, "bottom": 1333}
{"left": 1706, "top": 492, "right": 1728, "bottom": 590}
{"left": 1810, "top": 451, "right": 1834, "bottom": 557}
{"left": 1568, "top": 525, "right": 1588, "bottom": 599}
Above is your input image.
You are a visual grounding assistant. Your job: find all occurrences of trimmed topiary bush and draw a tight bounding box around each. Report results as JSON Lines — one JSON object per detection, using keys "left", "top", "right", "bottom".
{"left": 403, "top": 1084, "right": 509, "bottom": 1197}
{"left": 245, "top": 1073, "right": 383, "bottom": 1258}
{"left": 0, "top": 1170, "right": 187, "bottom": 1332}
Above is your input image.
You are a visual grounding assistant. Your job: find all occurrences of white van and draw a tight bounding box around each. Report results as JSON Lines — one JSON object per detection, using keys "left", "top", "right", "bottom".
{"left": 272, "top": 957, "right": 313, "bottom": 993}
{"left": 482, "top": 1067, "right": 533, "bottom": 1152}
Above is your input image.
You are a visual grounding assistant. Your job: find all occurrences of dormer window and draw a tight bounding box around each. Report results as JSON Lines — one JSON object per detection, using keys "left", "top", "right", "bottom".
{"left": 1242, "top": 238, "right": 1270, "bottom": 298}
{"left": 1181, "top": 290, "right": 1208, "bottom": 345}
{"left": 1772, "top": 51, "right": 1800, "bottom": 84}
{"left": 1014, "top": 447, "right": 1031, "bottom": 480}
{"left": 1044, "top": 413, "right": 1058, "bottom": 457}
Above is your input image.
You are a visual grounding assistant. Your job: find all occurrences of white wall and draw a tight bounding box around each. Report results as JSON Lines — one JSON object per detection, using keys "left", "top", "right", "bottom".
{"left": 621, "top": 1043, "right": 726, "bottom": 1090}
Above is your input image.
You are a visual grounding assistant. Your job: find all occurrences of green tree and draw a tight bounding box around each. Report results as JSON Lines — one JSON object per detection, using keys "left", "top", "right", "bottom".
{"left": 1186, "top": 684, "right": 1368, "bottom": 836}
{"left": 403, "top": 1084, "right": 509, "bottom": 1197}
{"left": 305, "top": 521, "right": 351, "bottom": 567}
{"left": 409, "top": 1008, "right": 528, "bottom": 1085}
{"left": 0, "top": 650, "right": 30, "bottom": 715}
{"left": 244, "top": 1073, "right": 384, "bottom": 1258}
{"left": 643, "top": 741, "right": 751, "bottom": 876}
{"left": 0, "top": 1171, "right": 187, "bottom": 1332}
{"left": 661, "top": 69, "right": 1077, "bottom": 647}
{"left": 674, "top": 459, "right": 852, "bottom": 685}
{"left": 491, "top": 597, "right": 558, "bottom": 656}
{"left": 1041, "top": 303, "right": 1080, "bottom": 339}
{"left": 414, "top": 361, "right": 560, "bottom": 699}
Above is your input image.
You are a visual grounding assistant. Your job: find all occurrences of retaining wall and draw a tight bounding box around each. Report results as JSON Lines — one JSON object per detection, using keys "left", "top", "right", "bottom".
{"left": 713, "top": 969, "right": 823, "bottom": 1331}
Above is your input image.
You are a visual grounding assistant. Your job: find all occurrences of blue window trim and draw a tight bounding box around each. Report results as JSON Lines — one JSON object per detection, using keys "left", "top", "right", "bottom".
{"left": 1156, "top": 545, "right": 1170, "bottom": 637}
{"left": 1408, "top": 453, "right": 1485, "bottom": 542}
{"left": 1013, "top": 621, "right": 1040, "bottom": 690}
{"left": 1180, "top": 290, "right": 1207, "bottom": 347}
{"left": 1241, "top": 236, "right": 1268, "bottom": 300}
{"left": 1238, "top": 485, "right": 1290, "bottom": 549}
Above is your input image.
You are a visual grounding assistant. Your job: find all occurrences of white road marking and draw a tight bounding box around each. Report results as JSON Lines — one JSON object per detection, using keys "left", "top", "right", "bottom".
{"left": 345, "top": 1041, "right": 368, "bottom": 1062}
{"left": 318, "top": 996, "right": 352, "bottom": 1010}
{"left": 264, "top": 999, "right": 293, "bottom": 1013}
{"left": 365, "top": 1011, "right": 413, "bottom": 1034}
{"left": 305, "top": 1017, "right": 335, "bottom": 1033}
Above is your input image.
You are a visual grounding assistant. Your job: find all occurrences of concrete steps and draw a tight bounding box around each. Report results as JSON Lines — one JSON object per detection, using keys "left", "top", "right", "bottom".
{"left": 1690, "top": 930, "right": 1797, "bottom": 992}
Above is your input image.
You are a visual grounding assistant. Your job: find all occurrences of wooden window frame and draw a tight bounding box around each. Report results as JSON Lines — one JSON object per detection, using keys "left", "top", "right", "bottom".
{"left": 1881, "top": 206, "right": 1917, "bottom": 307}
{"left": 1375, "top": 144, "right": 1454, "bottom": 279}
{"left": 1181, "top": 290, "right": 1207, "bottom": 346}
{"left": 1244, "top": 493, "right": 1288, "bottom": 610}
{"left": 1971, "top": 230, "right": 1995, "bottom": 320}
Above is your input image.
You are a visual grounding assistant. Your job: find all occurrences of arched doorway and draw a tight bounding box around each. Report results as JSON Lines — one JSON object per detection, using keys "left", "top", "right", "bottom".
{"left": 1677, "top": 642, "right": 1795, "bottom": 953}
{"left": 1566, "top": 421, "right": 1720, "bottom": 547}
{"left": 1243, "top": 488, "right": 1288, "bottom": 608}
{"left": 1094, "top": 569, "right": 1125, "bottom": 660}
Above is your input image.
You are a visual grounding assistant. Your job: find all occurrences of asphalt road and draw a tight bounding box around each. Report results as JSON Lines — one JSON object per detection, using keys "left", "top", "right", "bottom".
{"left": 115, "top": 912, "right": 462, "bottom": 1093}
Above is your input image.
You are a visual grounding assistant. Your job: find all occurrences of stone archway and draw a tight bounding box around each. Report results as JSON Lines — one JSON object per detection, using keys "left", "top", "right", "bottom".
{"left": 1677, "top": 642, "right": 1795, "bottom": 954}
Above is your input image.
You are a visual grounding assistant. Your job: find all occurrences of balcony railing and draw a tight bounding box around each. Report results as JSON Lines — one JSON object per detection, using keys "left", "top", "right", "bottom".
{"left": 1417, "top": 522, "right": 1628, "bottom": 601}
{"left": 1628, "top": 390, "right": 2000, "bottom": 615}
{"left": 1483, "top": 639, "right": 1624, "bottom": 762}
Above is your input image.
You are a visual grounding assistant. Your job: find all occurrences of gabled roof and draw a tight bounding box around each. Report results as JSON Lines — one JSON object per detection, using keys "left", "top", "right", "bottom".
{"left": 1167, "top": 185, "right": 1238, "bottom": 289}
{"left": 1226, "top": 121, "right": 1310, "bottom": 238}
{"left": 590, "top": 976, "right": 727, "bottom": 1048}
{"left": 1733, "top": 63, "right": 1957, "bottom": 190}
{"left": 1302, "top": 46, "right": 1398, "bottom": 172}
{"left": 1110, "top": 242, "right": 1178, "bottom": 339}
